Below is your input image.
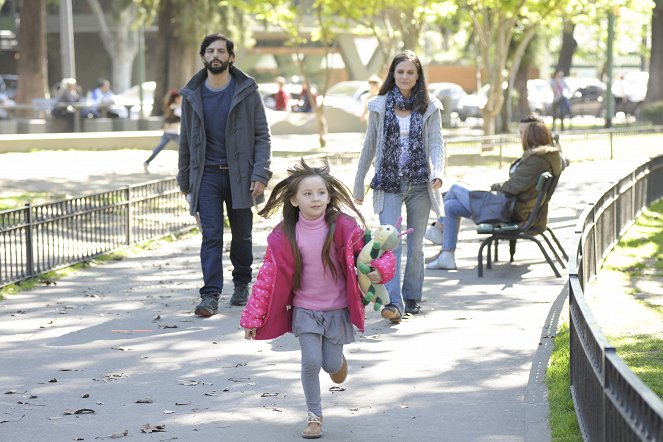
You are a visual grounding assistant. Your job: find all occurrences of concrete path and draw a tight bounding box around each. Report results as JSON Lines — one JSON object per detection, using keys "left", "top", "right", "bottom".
{"left": 0, "top": 134, "right": 652, "bottom": 441}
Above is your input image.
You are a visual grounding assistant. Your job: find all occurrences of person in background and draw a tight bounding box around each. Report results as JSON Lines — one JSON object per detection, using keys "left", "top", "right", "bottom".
{"left": 51, "top": 77, "right": 81, "bottom": 131}
{"left": 550, "top": 70, "right": 571, "bottom": 131}
{"left": 0, "top": 91, "right": 15, "bottom": 120}
{"left": 143, "top": 89, "right": 182, "bottom": 173}
{"left": 361, "top": 73, "right": 382, "bottom": 123}
{"left": 353, "top": 50, "right": 445, "bottom": 324}
{"left": 426, "top": 116, "right": 564, "bottom": 270}
{"left": 294, "top": 80, "right": 316, "bottom": 113}
{"left": 241, "top": 160, "right": 392, "bottom": 439}
{"left": 273, "top": 76, "right": 290, "bottom": 111}
{"left": 83, "top": 78, "right": 127, "bottom": 119}
{"left": 177, "top": 33, "right": 272, "bottom": 317}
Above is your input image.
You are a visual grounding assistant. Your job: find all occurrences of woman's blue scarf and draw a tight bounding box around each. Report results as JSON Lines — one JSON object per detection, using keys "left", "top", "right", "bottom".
{"left": 371, "top": 86, "right": 428, "bottom": 193}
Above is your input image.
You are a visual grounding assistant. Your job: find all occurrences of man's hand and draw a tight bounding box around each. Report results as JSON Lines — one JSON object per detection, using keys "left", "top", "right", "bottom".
{"left": 244, "top": 328, "right": 257, "bottom": 340}
{"left": 431, "top": 178, "right": 443, "bottom": 190}
{"left": 250, "top": 181, "right": 266, "bottom": 197}
{"left": 354, "top": 198, "right": 363, "bottom": 206}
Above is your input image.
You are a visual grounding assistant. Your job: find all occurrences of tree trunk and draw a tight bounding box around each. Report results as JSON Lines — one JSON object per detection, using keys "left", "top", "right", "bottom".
{"left": 556, "top": 20, "right": 577, "bottom": 76}
{"left": 153, "top": 0, "right": 204, "bottom": 115}
{"left": 15, "top": 0, "right": 48, "bottom": 115}
{"left": 86, "top": 0, "right": 138, "bottom": 94}
{"left": 646, "top": 0, "right": 663, "bottom": 102}
{"left": 515, "top": 60, "right": 530, "bottom": 120}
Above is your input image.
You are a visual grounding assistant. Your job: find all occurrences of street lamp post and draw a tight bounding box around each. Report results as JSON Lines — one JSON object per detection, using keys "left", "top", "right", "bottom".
{"left": 606, "top": 10, "right": 616, "bottom": 128}
{"left": 59, "top": 0, "right": 75, "bottom": 79}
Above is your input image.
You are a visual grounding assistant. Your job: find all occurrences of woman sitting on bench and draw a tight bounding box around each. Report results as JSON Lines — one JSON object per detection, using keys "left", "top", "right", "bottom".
{"left": 426, "top": 116, "right": 564, "bottom": 270}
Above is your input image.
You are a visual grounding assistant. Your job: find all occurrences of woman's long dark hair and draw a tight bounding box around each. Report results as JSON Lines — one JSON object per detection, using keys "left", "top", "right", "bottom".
{"left": 379, "top": 50, "right": 430, "bottom": 114}
{"left": 258, "top": 159, "right": 366, "bottom": 291}
{"left": 522, "top": 121, "right": 554, "bottom": 150}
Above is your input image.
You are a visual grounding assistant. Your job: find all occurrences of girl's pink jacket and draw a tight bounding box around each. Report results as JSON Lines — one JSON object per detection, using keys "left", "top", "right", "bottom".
{"left": 240, "top": 214, "right": 371, "bottom": 340}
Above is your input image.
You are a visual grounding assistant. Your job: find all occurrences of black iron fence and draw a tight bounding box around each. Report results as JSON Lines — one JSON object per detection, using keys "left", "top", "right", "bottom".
{"left": 569, "top": 154, "right": 663, "bottom": 441}
{"left": 0, "top": 178, "right": 194, "bottom": 288}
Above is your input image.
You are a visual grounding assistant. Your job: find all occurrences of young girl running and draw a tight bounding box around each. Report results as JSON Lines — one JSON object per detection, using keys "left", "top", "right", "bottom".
{"left": 240, "top": 160, "right": 392, "bottom": 439}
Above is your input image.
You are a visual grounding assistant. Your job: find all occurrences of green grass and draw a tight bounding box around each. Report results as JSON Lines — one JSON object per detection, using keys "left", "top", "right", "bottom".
{"left": 611, "top": 334, "right": 663, "bottom": 397}
{"left": 0, "top": 192, "right": 69, "bottom": 211}
{"left": 547, "top": 198, "right": 663, "bottom": 440}
{"left": 546, "top": 323, "right": 583, "bottom": 441}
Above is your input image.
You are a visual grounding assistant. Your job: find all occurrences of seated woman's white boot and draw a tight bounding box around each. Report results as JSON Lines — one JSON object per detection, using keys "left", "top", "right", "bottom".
{"left": 426, "top": 251, "right": 457, "bottom": 270}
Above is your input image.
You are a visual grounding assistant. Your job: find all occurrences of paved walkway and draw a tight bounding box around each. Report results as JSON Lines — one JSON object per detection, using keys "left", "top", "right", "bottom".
{"left": 0, "top": 134, "right": 652, "bottom": 441}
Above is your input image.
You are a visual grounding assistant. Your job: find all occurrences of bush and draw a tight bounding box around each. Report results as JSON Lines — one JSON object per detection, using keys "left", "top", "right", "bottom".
{"left": 640, "top": 100, "right": 663, "bottom": 124}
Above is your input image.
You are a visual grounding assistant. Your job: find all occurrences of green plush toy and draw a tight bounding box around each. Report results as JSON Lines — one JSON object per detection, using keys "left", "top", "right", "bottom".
{"left": 357, "top": 223, "right": 412, "bottom": 310}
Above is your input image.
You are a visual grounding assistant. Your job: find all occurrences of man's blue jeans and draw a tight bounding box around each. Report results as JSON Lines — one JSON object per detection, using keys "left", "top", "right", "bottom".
{"left": 379, "top": 181, "right": 431, "bottom": 309}
{"left": 197, "top": 168, "right": 253, "bottom": 297}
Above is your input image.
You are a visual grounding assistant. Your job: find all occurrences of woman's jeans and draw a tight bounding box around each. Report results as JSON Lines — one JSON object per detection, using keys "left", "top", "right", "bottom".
{"left": 145, "top": 133, "right": 179, "bottom": 164}
{"left": 442, "top": 184, "right": 472, "bottom": 251}
{"left": 197, "top": 167, "right": 253, "bottom": 297}
{"left": 379, "top": 181, "right": 431, "bottom": 309}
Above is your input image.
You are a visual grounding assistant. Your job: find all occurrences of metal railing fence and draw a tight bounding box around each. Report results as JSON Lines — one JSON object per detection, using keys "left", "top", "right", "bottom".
{"left": 0, "top": 178, "right": 194, "bottom": 288}
{"left": 1, "top": 126, "right": 662, "bottom": 291}
{"left": 569, "top": 154, "right": 663, "bottom": 441}
{"left": 274, "top": 127, "right": 663, "bottom": 187}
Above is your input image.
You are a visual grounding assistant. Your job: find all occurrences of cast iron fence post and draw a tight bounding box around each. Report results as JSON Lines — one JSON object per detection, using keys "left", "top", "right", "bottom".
{"left": 125, "top": 186, "right": 132, "bottom": 245}
{"left": 25, "top": 203, "right": 34, "bottom": 277}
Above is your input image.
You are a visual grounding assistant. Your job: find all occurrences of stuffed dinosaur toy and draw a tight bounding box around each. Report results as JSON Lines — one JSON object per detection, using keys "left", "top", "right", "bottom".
{"left": 357, "top": 220, "right": 413, "bottom": 311}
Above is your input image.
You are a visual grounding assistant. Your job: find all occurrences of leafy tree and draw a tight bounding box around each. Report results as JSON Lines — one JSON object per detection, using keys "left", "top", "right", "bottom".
{"left": 232, "top": 0, "right": 345, "bottom": 147}
{"left": 646, "top": 0, "right": 663, "bottom": 102}
{"left": 331, "top": 0, "right": 457, "bottom": 76}
{"left": 462, "top": 0, "right": 567, "bottom": 135}
{"left": 138, "top": 0, "right": 251, "bottom": 115}
{"left": 86, "top": 0, "right": 140, "bottom": 93}
{"left": 554, "top": 0, "right": 654, "bottom": 79}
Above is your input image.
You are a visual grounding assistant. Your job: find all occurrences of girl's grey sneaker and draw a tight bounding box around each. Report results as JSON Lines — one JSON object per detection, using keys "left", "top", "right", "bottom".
{"left": 230, "top": 284, "right": 249, "bottom": 306}
{"left": 195, "top": 295, "right": 219, "bottom": 317}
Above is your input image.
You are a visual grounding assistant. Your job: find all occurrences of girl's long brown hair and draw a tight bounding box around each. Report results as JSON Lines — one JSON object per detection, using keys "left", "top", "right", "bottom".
{"left": 258, "top": 159, "right": 366, "bottom": 291}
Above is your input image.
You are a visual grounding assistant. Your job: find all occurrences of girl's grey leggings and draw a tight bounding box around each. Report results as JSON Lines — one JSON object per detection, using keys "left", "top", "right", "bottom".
{"left": 298, "top": 332, "right": 344, "bottom": 417}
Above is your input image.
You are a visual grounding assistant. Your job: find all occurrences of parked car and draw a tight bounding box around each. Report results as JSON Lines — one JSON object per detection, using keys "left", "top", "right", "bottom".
{"left": 565, "top": 77, "right": 609, "bottom": 117}
{"left": 322, "top": 80, "right": 370, "bottom": 115}
{"left": 115, "top": 81, "right": 156, "bottom": 118}
{"left": 456, "top": 84, "right": 489, "bottom": 121}
{"left": 614, "top": 71, "right": 648, "bottom": 116}
{"left": 0, "top": 74, "right": 18, "bottom": 100}
{"left": 527, "top": 79, "right": 553, "bottom": 115}
{"left": 427, "top": 82, "right": 466, "bottom": 112}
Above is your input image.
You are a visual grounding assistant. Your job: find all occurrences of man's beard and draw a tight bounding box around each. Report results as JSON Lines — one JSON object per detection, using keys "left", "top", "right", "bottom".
{"left": 204, "top": 59, "right": 231, "bottom": 75}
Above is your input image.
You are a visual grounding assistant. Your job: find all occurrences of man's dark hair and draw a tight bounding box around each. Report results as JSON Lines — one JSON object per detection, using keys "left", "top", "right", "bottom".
{"left": 520, "top": 115, "right": 543, "bottom": 124}
{"left": 199, "top": 33, "right": 235, "bottom": 58}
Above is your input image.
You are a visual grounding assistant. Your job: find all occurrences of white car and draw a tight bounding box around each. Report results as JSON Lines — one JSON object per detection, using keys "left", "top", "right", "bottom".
{"left": 527, "top": 79, "right": 553, "bottom": 115}
{"left": 322, "top": 81, "right": 370, "bottom": 115}
{"left": 456, "top": 84, "right": 489, "bottom": 121}
{"left": 428, "top": 82, "right": 466, "bottom": 112}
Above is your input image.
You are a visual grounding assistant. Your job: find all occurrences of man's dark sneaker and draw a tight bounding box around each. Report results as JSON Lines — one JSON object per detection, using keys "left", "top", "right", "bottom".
{"left": 380, "top": 303, "right": 402, "bottom": 324}
{"left": 404, "top": 299, "right": 421, "bottom": 315}
{"left": 230, "top": 284, "right": 249, "bottom": 306}
{"left": 195, "top": 295, "right": 219, "bottom": 317}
